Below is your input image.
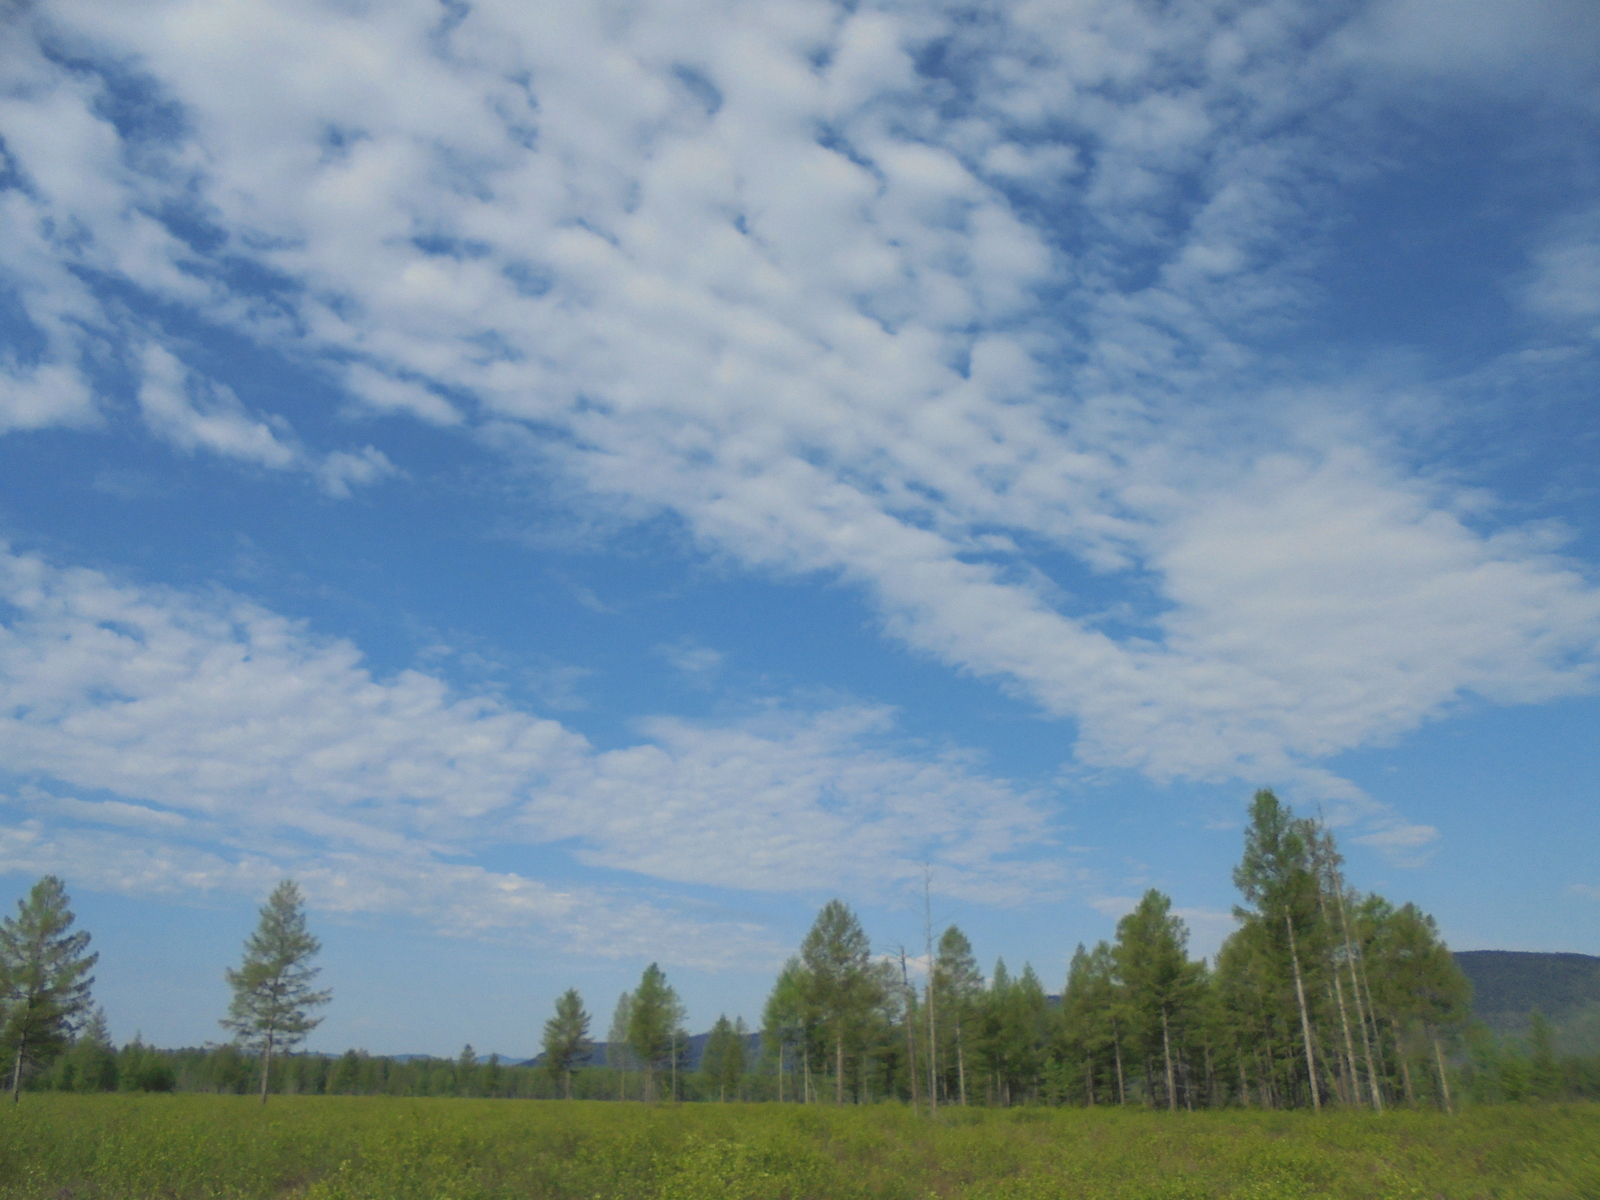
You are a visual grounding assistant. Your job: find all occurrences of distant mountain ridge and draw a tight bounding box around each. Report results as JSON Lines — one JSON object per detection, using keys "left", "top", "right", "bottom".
{"left": 523, "top": 1029, "right": 762, "bottom": 1072}
{"left": 1454, "top": 950, "right": 1600, "bottom": 1054}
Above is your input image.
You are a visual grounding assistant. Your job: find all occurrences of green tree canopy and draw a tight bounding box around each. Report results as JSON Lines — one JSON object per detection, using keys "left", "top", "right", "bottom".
{"left": 220, "top": 879, "right": 330, "bottom": 1105}
{"left": 799, "top": 899, "right": 888, "bottom": 1104}
{"left": 0, "top": 875, "right": 98, "bottom": 1102}
{"left": 1112, "top": 889, "right": 1204, "bottom": 1111}
{"left": 627, "top": 963, "right": 686, "bottom": 1101}
{"left": 542, "top": 988, "right": 592, "bottom": 1098}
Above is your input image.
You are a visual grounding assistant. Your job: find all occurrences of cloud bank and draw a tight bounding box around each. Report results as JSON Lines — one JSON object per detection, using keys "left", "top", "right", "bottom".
{"left": 0, "top": 547, "right": 1058, "bottom": 959}
{"left": 2, "top": 0, "right": 1599, "bottom": 951}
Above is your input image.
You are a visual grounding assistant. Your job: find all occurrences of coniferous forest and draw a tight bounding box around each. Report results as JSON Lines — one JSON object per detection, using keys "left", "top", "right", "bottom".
{"left": 9, "top": 790, "right": 1599, "bottom": 1112}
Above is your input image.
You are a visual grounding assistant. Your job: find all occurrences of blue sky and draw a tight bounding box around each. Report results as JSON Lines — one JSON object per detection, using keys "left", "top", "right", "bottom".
{"left": 2, "top": 0, "right": 1598, "bottom": 1058}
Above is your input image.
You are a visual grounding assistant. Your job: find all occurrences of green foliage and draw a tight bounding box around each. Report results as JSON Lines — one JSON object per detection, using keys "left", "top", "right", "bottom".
{"left": 221, "top": 880, "right": 331, "bottom": 1104}
{"left": 2, "top": 1095, "right": 1599, "bottom": 1199}
{"left": 629, "top": 964, "right": 688, "bottom": 1102}
{"left": 49, "top": 1007, "right": 116, "bottom": 1093}
{"left": 0, "top": 876, "right": 98, "bottom": 1100}
{"left": 932, "top": 926, "right": 983, "bottom": 1104}
{"left": 700, "top": 1015, "right": 746, "bottom": 1102}
{"left": 542, "top": 989, "right": 592, "bottom": 1098}
{"left": 796, "top": 899, "right": 894, "bottom": 1104}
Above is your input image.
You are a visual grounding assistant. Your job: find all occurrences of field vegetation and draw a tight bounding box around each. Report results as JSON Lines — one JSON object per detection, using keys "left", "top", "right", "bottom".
{"left": 2, "top": 1093, "right": 1598, "bottom": 1200}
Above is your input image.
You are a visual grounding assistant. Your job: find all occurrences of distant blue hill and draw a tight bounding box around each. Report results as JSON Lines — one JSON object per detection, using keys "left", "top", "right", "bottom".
{"left": 524, "top": 1030, "right": 762, "bottom": 1071}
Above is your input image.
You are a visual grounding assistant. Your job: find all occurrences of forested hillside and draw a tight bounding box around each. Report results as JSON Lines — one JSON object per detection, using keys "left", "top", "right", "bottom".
{"left": 1455, "top": 950, "right": 1600, "bottom": 1054}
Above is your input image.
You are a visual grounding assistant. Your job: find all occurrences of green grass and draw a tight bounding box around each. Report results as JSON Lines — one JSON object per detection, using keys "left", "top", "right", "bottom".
{"left": 2, "top": 1097, "right": 1597, "bottom": 1199}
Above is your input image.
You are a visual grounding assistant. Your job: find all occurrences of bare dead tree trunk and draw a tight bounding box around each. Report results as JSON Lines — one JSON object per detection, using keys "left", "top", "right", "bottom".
{"left": 900, "top": 949, "right": 919, "bottom": 1111}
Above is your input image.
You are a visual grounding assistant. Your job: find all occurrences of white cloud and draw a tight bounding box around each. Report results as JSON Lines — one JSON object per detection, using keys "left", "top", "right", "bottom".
{"left": 1524, "top": 214, "right": 1600, "bottom": 338}
{"left": 0, "top": 547, "right": 1059, "bottom": 953}
{"left": 137, "top": 344, "right": 397, "bottom": 495}
{"left": 0, "top": 360, "right": 97, "bottom": 433}
{"left": 137, "top": 344, "right": 300, "bottom": 470}
{"left": 1, "top": 0, "right": 1597, "bottom": 848}
{"left": 0, "top": 817, "right": 779, "bottom": 968}
{"left": 655, "top": 639, "right": 724, "bottom": 676}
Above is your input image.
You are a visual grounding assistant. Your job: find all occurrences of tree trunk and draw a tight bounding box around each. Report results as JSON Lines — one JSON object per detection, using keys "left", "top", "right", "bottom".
{"left": 1086, "top": 1052, "right": 1095, "bottom": 1106}
{"left": 1398, "top": 1039, "right": 1415, "bottom": 1107}
{"left": 9, "top": 1028, "right": 26, "bottom": 1103}
{"left": 1313, "top": 832, "right": 1361, "bottom": 1109}
{"left": 259, "top": 1030, "right": 275, "bottom": 1106}
{"left": 1113, "top": 1020, "right": 1126, "bottom": 1105}
{"left": 802, "top": 1046, "right": 810, "bottom": 1104}
{"left": 901, "top": 952, "right": 920, "bottom": 1112}
{"left": 956, "top": 1022, "right": 967, "bottom": 1105}
{"left": 1237, "top": 1048, "right": 1250, "bottom": 1108}
{"left": 1431, "top": 1034, "right": 1454, "bottom": 1115}
{"left": 835, "top": 1033, "right": 844, "bottom": 1105}
{"left": 1161, "top": 1008, "right": 1177, "bottom": 1112}
{"left": 1333, "top": 883, "right": 1383, "bottom": 1111}
{"left": 1285, "top": 914, "right": 1320, "bottom": 1112}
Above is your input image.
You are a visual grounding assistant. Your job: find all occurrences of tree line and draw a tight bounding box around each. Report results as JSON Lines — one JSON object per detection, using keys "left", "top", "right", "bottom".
{"left": 5, "top": 790, "right": 1598, "bottom": 1106}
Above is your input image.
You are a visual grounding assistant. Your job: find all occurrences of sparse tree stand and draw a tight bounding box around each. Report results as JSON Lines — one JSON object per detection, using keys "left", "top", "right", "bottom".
{"left": 220, "top": 880, "right": 331, "bottom": 1105}
{"left": 0, "top": 876, "right": 98, "bottom": 1102}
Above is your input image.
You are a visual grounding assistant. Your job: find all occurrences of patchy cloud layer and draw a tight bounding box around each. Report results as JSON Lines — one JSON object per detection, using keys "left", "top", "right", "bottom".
{"left": 2, "top": 0, "right": 1599, "bottom": 960}
{"left": 0, "top": 548, "right": 1058, "bottom": 956}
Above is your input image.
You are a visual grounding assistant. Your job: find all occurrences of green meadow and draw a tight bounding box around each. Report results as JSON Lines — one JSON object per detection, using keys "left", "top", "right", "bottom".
{"left": 2, "top": 1096, "right": 1597, "bottom": 1200}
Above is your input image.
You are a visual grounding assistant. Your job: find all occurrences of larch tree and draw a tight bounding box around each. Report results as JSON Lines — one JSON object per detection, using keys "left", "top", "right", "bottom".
{"left": 607, "top": 991, "right": 633, "bottom": 1099}
{"left": 60, "top": 1005, "right": 117, "bottom": 1094}
{"left": 0, "top": 876, "right": 97, "bottom": 1102}
{"left": 627, "top": 963, "right": 686, "bottom": 1102}
{"left": 932, "top": 925, "right": 983, "bottom": 1105}
{"left": 456, "top": 1043, "right": 480, "bottom": 1096}
{"left": 701, "top": 1014, "right": 734, "bottom": 1100}
{"left": 1112, "top": 889, "right": 1204, "bottom": 1111}
{"left": 1233, "top": 789, "right": 1325, "bottom": 1111}
{"left": 761, "top": 957, "right": 808, "bottom": 1102}
{"left": 220, "top": 879, "right": 331, "bottom": 1105}
{"left": 798, "top": 899, "right": 884, "bottom": 1104}
{"left": 727, "top": 1017, "right": 748, "bottom": 1100}
{"left": 1360, "top": 899, "right": 1470, "bottom": 1111}
{"left": 542, "top": 988, "right": 592, "bottom": 1098}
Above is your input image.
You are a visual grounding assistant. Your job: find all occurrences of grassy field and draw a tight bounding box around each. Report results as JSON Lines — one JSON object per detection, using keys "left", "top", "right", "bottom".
{"left": 1, "top": 1096, "right": 1596, "bottom": 1200}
